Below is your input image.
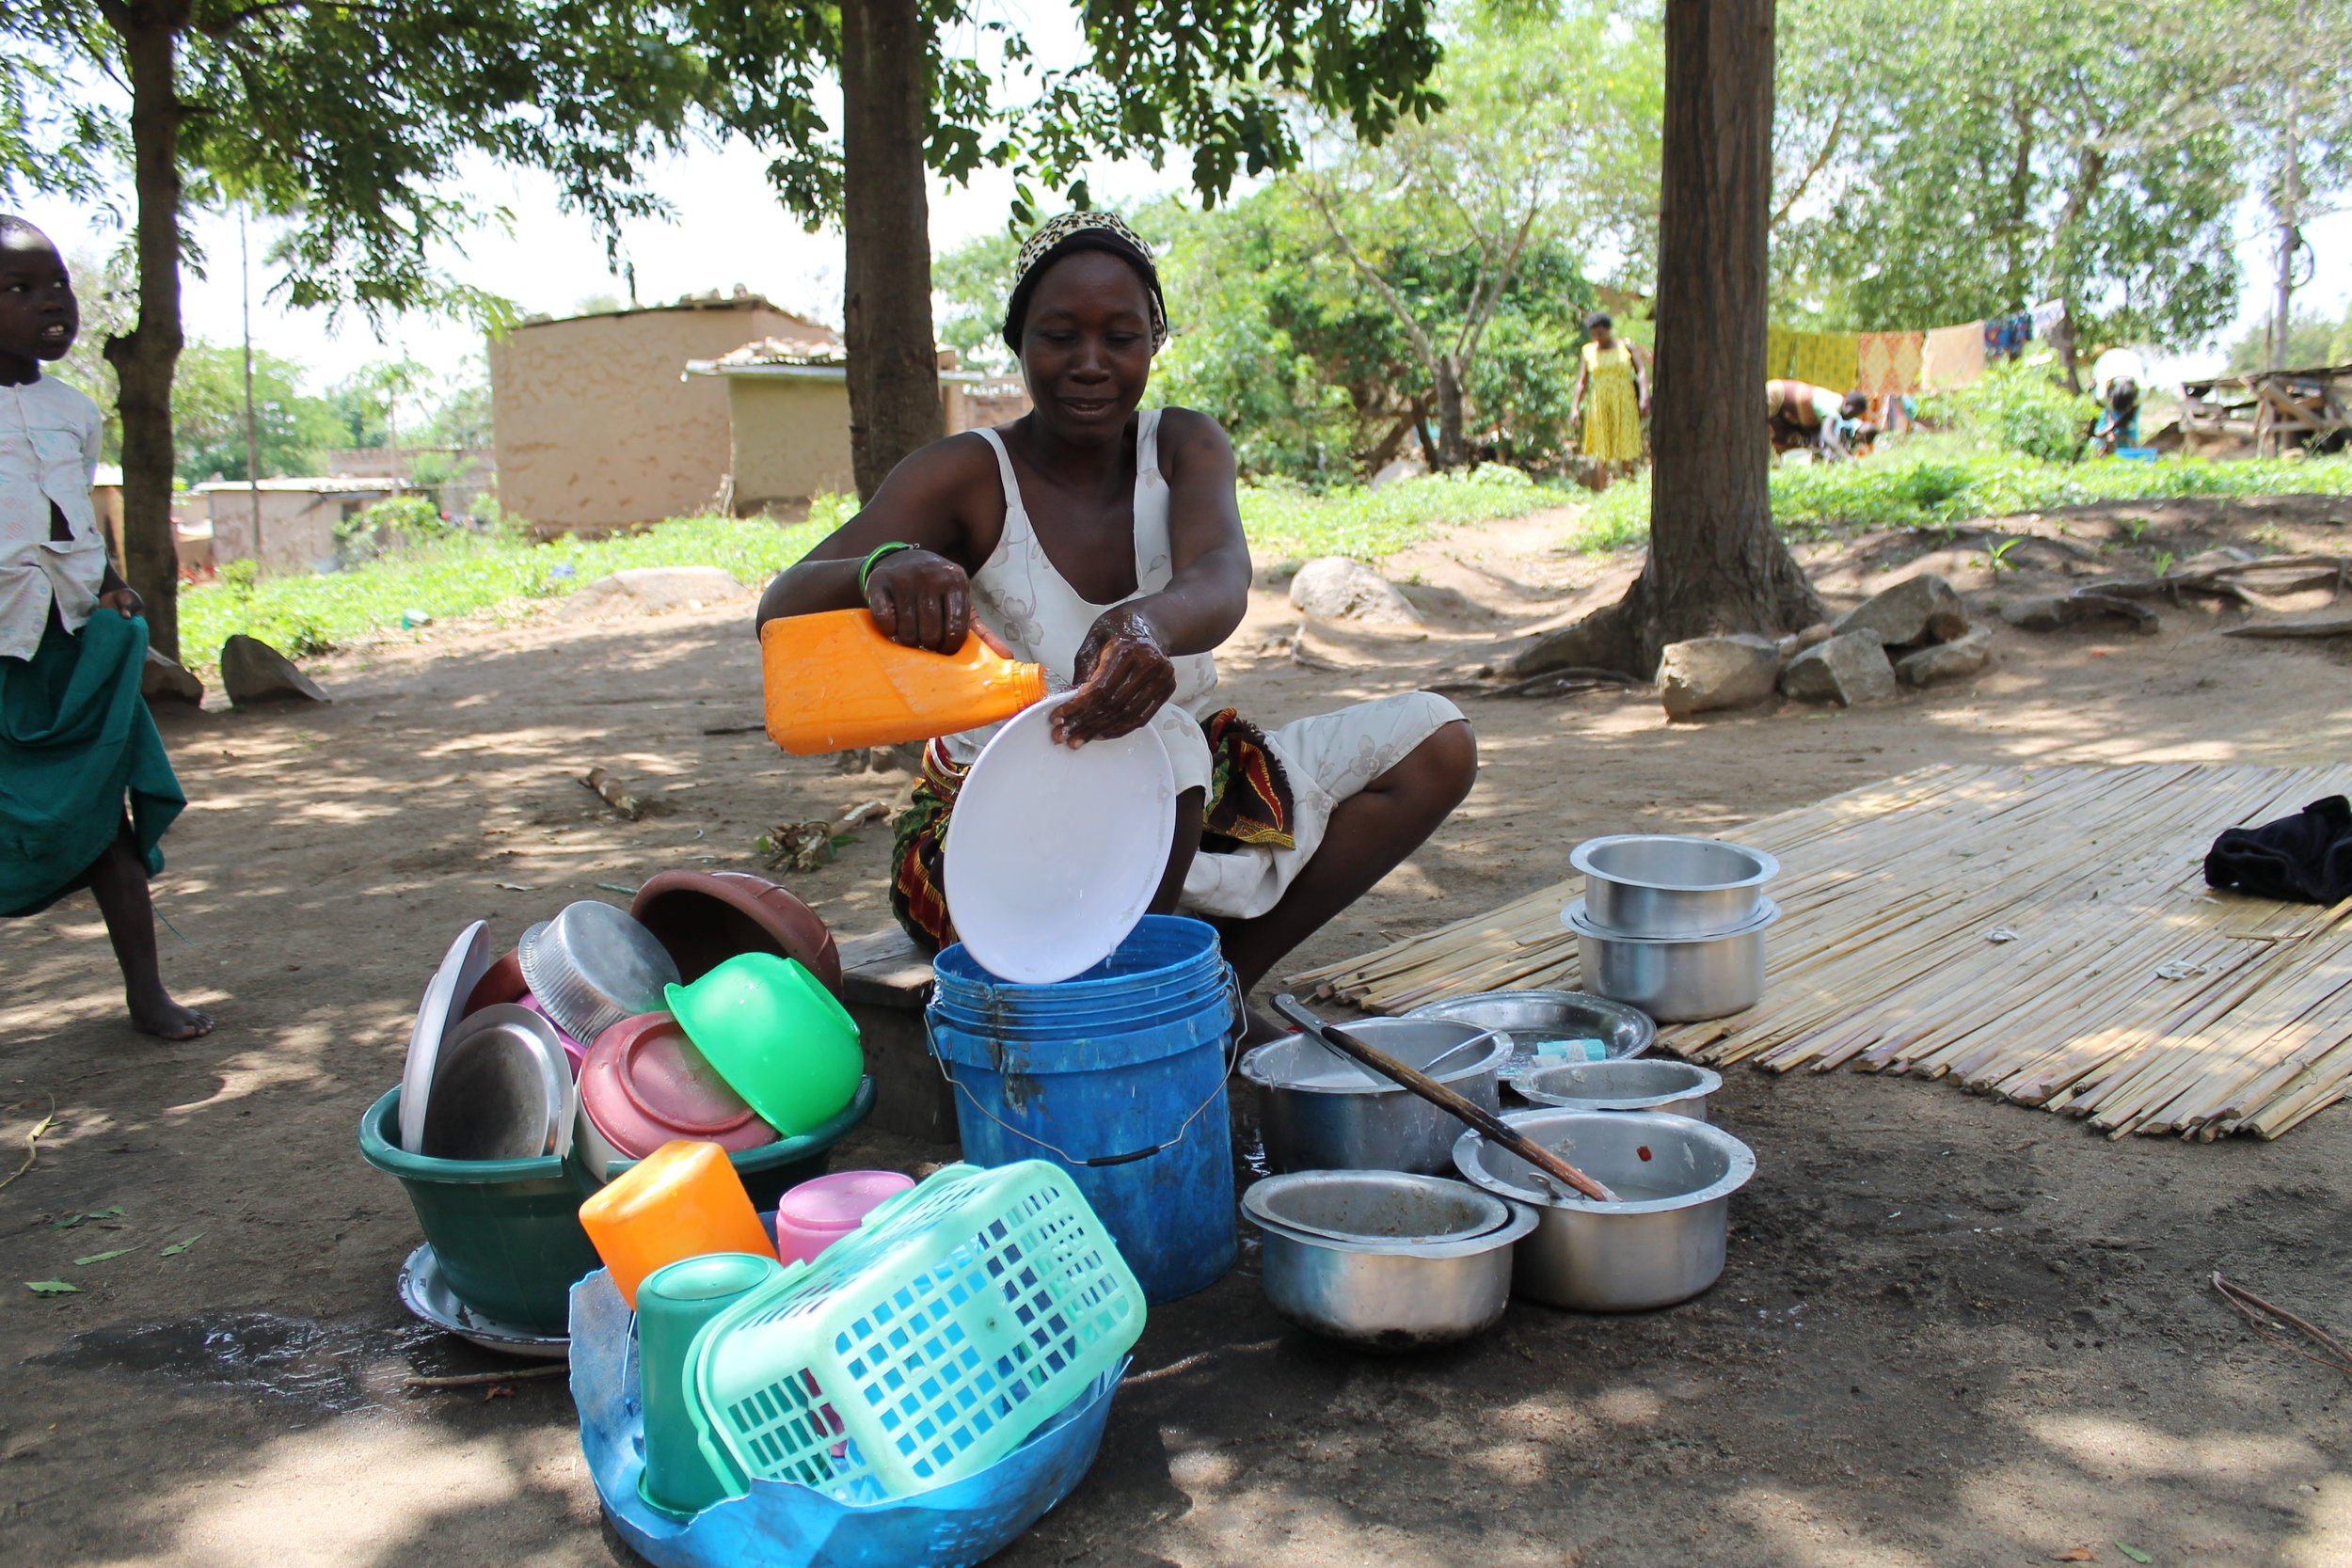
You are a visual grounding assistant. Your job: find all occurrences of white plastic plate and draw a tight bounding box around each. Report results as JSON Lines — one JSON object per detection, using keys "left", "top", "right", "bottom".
{"left": 942, "top": 693, "right": 1176, "bottom": 985}
{"left": 398, "top": 919, "right": 491, "bottom": 1153}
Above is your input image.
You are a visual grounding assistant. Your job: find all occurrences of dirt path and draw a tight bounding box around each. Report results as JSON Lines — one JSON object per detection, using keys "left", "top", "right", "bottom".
{"left": 3, "top": 499, "right": 2350, "bottom": 1567}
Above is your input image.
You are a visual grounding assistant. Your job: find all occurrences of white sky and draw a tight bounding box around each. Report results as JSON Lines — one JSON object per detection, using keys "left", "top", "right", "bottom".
{"left": 6, "top": 0, "right": 2345, "bottom": 407}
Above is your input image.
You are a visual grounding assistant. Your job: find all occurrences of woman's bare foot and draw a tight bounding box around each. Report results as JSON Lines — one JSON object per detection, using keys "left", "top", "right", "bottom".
{"left": 128, "top": 990, "right": 213, "bottom": 1040}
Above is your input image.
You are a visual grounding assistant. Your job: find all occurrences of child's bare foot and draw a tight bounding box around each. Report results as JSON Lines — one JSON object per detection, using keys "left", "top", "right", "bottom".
{"left": 129, "top": 990, "right": 213, "bottom": 1040}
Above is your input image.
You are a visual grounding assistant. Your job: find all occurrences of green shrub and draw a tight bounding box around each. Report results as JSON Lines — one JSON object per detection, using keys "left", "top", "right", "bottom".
{"left": 1923, "top": 361, "right": 2094, "bottom": 464}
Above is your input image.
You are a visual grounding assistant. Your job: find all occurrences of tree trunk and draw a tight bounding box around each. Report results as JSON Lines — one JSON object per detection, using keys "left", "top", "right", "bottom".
{"left": 839, "top": 0, "right": 945, "bottom": 501}
{"left": 100, "top": 1, "right": 190, "bottom": 662}
{"left": 1433, "top": 355, "right": 1468, "bottom": 469}
{"left": 1513, "top": 0, "right": 1820, "bottom": 680}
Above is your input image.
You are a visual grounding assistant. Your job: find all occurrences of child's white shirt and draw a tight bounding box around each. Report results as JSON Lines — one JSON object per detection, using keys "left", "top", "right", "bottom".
{"left": 0, "top": 373, "right": 107, "bottom": 661}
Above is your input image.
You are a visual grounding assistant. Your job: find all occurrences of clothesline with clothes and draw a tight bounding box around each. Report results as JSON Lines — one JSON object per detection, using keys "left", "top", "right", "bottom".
{"left": 1767, "top": 300, "right": 2061, "bottom": 404}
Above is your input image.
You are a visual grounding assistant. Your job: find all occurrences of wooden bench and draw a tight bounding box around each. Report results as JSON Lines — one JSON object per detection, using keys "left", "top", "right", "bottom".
{"left": 835, "top": 927, "right": 959, "bottom": 1144}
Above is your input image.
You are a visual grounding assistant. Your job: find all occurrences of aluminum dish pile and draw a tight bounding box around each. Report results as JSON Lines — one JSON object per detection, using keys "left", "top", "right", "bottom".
{"left": 1564, "top": 834, "right": 1781, "bottom": 1022}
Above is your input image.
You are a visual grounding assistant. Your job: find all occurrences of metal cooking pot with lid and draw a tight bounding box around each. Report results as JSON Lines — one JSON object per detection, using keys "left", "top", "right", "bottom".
{"left": 1240, "top": 1019, "right": 1508, "bottom": 1175}
{"left": 1571, "top": 834, "right": 1778, "bottom": 939}
{"left": 1243, "top": 1170, "right": 1536, "bottom": 1350}
{"left": 1453, "top": 1108, "right": 1756, "bottom": 1311}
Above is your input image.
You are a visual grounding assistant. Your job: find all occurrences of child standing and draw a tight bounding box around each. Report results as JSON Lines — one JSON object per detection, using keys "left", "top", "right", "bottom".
{"left": 1, "top": 215, "right": 210, "bottom": 1038}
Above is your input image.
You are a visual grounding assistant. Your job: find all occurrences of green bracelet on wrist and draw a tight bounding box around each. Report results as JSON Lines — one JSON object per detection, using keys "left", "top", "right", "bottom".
{"left": 858, "top": 542, "right": 916, "bottom": 596}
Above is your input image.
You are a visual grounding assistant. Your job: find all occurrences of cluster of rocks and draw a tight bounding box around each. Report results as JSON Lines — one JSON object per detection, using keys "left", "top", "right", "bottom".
{"left": 1659, "top": 573, "right": 1994, "bottom": 720}
{"left": 139, "top": 633, "right": 333, "bottom": 711}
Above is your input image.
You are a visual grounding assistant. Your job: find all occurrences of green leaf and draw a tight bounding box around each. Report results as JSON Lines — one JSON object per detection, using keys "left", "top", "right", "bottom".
{"left": 25, "top": 1280, "right": 80, "bottom": 1294}
{"left": 72, "top": 1248, "right": 138, "bottom": 1265}
{"left": 46, "top": 1206, "right": 122, "bottom": 1230}
{"left": 829, "top": 833, "right": 861, "bottom": 849}
{"left": 160, "top": 1232, "right": 205, "bottom": 1257}
{"left": 2115, "top": 1546, "right": 2152, "bottom": 1564}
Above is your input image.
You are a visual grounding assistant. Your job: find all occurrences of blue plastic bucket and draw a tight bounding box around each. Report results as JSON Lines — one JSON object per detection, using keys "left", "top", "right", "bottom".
{"left": 928, "top": 917, "right": 1237, "bottom": 1304}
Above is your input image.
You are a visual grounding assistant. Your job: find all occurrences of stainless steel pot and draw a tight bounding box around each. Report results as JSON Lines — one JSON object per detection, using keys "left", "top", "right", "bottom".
{"left": 1453, "top": 1109, "right": 1756, "bottom": 1311}
{"left": 1240, "top": 1018, "right": 1508, "bottom": 1175}
{"left": 1570, "top": 834, "right": 1778, "bottom": 938}
{"left": 1406, "top": 989, "right": 1655, "bottom": 1080}
{"left": 1513, "top": 1058, "right": 1721, "bottom": 1119}
{"left": 1564, "top": 898, "right": 1779, "bottom": 1022}
{"left": 1245, "top": 1171, "right": 1536, "bottom": 1349}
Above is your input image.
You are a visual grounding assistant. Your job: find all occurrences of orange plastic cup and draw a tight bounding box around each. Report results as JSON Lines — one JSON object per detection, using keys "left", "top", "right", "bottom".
{"left": 579, "top": 1138, "right": 778, "bottom": 1307}
{"left": 759, "top": 608, "right": 1047, "bottom": 755}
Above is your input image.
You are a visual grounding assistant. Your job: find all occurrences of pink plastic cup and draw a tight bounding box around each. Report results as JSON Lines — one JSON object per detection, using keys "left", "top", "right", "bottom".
{"left": 773, "top": 1169, "right": 916, "bottom": 1266}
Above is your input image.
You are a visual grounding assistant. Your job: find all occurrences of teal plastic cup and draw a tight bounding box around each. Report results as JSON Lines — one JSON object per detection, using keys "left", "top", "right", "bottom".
{"left": 667, "top": 954, "right": 863, "bottom": 1136}
{"left": 637, "top": 1251, "right": 786, "bottom": 1517}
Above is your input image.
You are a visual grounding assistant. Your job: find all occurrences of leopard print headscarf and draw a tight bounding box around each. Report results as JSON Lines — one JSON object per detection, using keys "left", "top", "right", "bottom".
{"left": 1003, "top": 211, "right": 1168, "bottom": 352}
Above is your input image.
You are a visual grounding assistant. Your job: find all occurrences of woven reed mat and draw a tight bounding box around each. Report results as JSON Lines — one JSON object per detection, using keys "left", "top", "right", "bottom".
{"left": 1289, "top": 762, "right": 2352, "bottom": 1141}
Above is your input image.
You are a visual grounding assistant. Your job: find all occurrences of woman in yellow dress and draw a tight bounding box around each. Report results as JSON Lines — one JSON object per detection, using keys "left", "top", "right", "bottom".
{"left": 1568, "top": 310, "right": 1647, "bottom": 490}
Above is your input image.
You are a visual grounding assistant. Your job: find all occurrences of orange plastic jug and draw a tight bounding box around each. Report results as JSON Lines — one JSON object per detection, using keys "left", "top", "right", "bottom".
{"left": 579, "top": 1139, "right": 778, "bottom": 1308}
{"left": 760, "top": 608, "right": 1047, "bottom": 755}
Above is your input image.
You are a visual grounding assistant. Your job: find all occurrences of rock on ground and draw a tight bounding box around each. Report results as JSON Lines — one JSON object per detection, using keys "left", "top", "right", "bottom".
{"left": 557, "top": 565, "right": 750, "bottom": 622}
{"left": 1779, "top": 629, "right": 1899, "bottom": 705}
{"left": 219, "top": 634, "right": 331, "bottom": 706}
{"left": 1658, "top": 634, "right": 1781, "bottom": 720}
{"left": 141, "top": 647, "right": 204, "bottom": 705}
{"left": 1286, "top": 557, "right": 1422, "bottom": 625}
{"left": 1896, "top": 624, "right": 1994, "bottom": 686}
{"left": 1833, "top": 573, "right": 1968, "bottom": 649}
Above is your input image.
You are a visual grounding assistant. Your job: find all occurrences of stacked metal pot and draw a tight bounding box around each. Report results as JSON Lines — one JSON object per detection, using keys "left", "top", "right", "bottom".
{"left": 1562, "top": 834, "right": 1781, "bottom": 1022}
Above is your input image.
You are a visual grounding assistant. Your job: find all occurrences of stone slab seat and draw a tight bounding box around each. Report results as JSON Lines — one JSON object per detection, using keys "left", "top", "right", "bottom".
{"left": 835, "top": 927, "right": 958, "bottom": 1145}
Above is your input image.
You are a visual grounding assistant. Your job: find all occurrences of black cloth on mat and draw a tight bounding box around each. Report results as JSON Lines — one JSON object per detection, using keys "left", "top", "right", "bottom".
{"left": 2204, "top": 795, "right": 2352, "bottom": 904}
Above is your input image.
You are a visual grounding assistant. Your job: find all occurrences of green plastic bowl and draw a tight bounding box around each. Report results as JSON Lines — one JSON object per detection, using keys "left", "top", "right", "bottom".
{"left": 358, "top": 1088, "right": 601, "bottom": 1335}
{"left": 593, "top": 1075, "right": 877, "bottom": 1212}
{"left": 666, "top": 953, "right": 864, "bottom": 1137}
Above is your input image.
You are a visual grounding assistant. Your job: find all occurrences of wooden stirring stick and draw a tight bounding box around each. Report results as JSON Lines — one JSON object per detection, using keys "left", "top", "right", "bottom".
{"left": 1271, "top": 994, "right": 1621, "bottom": 1204}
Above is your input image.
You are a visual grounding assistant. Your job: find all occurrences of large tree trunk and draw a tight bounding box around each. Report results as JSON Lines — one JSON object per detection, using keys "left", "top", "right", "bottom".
{"left": 1514, "top": 0, "right": 1820, "bottom": 679}
{"left": 100, "top": 1, "right": 190, "bottom": 662}
{"left": 839, "top": 0, "right": 945, "bottom": 501}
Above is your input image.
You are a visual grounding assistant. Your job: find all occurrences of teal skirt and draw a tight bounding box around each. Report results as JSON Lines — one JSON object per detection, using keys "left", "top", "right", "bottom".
{"left": 0, "top": 610, "right": 185, "bottom": 917}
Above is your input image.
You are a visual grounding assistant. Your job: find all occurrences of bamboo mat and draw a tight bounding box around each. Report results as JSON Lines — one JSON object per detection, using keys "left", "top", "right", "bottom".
{"left": 1289, "top": 763, "right": 2352, "bottom": 1141}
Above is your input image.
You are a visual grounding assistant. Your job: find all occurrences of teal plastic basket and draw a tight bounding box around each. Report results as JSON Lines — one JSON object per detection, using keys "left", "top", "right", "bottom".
{"left": 683, "top": 1161, "right": 1145, "bottom": 1505}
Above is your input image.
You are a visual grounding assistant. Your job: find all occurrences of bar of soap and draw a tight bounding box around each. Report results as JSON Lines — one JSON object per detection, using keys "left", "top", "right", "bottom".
{"left": 1532, "top": 1037, "right": 1610, "bottom": 1063}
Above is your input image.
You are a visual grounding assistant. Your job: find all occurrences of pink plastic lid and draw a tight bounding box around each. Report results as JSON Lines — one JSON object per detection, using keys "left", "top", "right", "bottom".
{"left": 577, "top": 1011, "right": 773, "bottom": 1161}
{"left": 777, "top": 1169, "right": 914, "bottom": 1233}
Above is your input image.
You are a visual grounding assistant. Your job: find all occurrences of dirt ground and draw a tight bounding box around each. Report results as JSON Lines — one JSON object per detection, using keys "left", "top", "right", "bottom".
{"left": 5, "top": 495, "right": 2352, "bottom": 1568}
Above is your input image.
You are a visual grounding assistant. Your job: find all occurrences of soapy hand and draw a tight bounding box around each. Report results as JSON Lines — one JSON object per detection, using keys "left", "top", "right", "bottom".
{"left": 866, "top": 547, "right": 972, "bottom": 654}
{"left": 1054, "top": 609, "right": 1174, "bottom": 747}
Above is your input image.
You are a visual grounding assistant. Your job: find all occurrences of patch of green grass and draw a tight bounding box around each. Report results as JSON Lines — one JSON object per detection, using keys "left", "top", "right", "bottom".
{"left": 1566, "top": 447, "right": 2352, "bottom": 552}
{"left": 1238, "top": 465, "right": 1566, "bottom": 562}
{"left": 178, "top": 514, "right": 829, "bottom": 670}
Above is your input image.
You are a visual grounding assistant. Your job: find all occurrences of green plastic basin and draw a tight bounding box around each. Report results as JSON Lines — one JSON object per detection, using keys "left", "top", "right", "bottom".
{"left": 666, "top": 953, "right": 864, "bottom": 1137}
{"left": 594, "top": 1075, "right": 876, "bottom": 1212}
{"left": 358, "top": 1087, "right": 601, "bottom": 1335}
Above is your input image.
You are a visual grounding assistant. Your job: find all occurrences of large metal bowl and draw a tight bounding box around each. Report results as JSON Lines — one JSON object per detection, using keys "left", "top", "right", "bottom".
{"left": 1570, "top": 834, "right": 1778, "bottom": 939}
{"left": 1514, "top": 1058, "right": 1721, "bottom": 1119}
{"left": 1406, "top": 989, "right": 1655, "bottom": 1080}
{"left": 1453, "top": 1108, "right": 1756, "bottom": 1311}
{"left": 1240, "top": 1019, "right": 1508, "bottom": 1175}
{"left": 1564, "top": 898, "right": 1779, "bottom": 1022}
{"left": 1244, "top": 1171, "right": 1536, "bottom": 1350}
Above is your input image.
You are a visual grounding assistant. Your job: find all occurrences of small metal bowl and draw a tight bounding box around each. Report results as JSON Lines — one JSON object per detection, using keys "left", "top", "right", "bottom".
{"left": 1406, "top": 989, "right": 1655, "bottom": 1080}
{"left": 1513, "top": 1058, "right": 1721, "bottom": 1119}
{"left": 1244, "top": 1171, "right": 1535, "bottom": 1350}
{"left": 1564, "top": 898, "right": 1780, "bottom": 1022}
{"left": 1571, "top": 834, "right": 1778, "bottom": 939}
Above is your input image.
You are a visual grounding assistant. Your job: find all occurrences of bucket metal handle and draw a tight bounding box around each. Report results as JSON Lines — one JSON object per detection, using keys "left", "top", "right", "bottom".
{"left": 925, "top": 964, "right": 1246, "bottom": 1168}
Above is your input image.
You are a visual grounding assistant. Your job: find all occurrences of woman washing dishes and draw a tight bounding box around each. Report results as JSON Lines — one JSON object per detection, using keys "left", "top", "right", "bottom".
{"left": 755, "top": 213, "right": 1475, "bottom": 1041}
